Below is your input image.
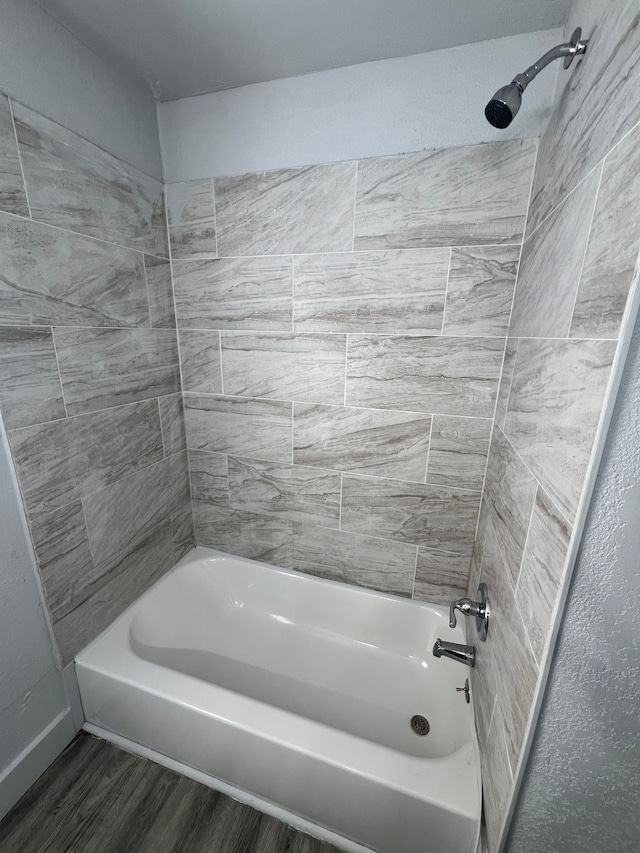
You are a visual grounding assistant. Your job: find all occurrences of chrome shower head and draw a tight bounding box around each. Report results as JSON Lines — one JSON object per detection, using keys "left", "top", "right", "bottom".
{"left": 485, "top": 28, "right": 588, "bottom": 129}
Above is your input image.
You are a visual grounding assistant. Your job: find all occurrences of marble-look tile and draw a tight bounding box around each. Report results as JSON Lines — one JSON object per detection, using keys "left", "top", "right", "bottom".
{"left": 504, "top": 338, "right": 616, "bottom": 522}
{"left": 481, "top": 427, "right": 538, "bottom": 590}
{"left": 185, "top": 394, "right": 292, "bottom": 463}
{"left": 178, "top": 330, "right": 222, "bottom": 394}
{"left": 30, "top": 502, "right": 93, "bottom": 621}
{"left": 571, "top": 125, "right": 640, "bottom": 338}
{"left": 215, "top": 162, "right": 356, "bottom": 256}
{"left": 293, "top": 248, "right": 448, "bottom": 334}
{"left": 291, "top": 525, "right": 416, "bottom": 596}
{"left": 516, "top": 487, "right": 572, "bottom": 664}
{"left": 174, "top": 256, "right": 292, "bottom": 332}
{"left": 222, "top": 332, "right": 346, "bottom": 404}
{"left": 354, "top": 140, "right": 536, "bottom": 249}
{"left": 0, "top": 212, "right": 149, "bottom": 328}
{"left": 192, "top": 500, "right": 293, "bottom": 568}
{"left": 527, "top": 2, "right": 640, "bottom": 231}
{"left": 494, "top": 338, "right": 518, "bottom": 432}
{"left": 413, "top": 548, "right": 471, "bottom": 605}
{"left": 8, "top": 399, "right": 163, "bottom": 517}
{"left": 12, "top": 102, "right": 168, "bottom": 256}
{"left": 228, "top": 456, "right": 341, "bottom": 528}
{"left": 481, "top": 700, "right": 515, "bottom": 853}
{"left": 54, "top": 328, "right": 180, "bottom": 415}
{"left": 341, "top": 473, "right": 481, "bottom": 549}
{"left": 188, "top": 449, "right": 229, "bottom": 504}
{"left": 144, "top": 255, "right": 175, "bottom": 328}
{"left": 166, "top": 179, "right": 216, "bottom": 259}
{"left": 510, "top": 166, "right": 601, "bottom": 339}
{"left": 0, "top": 326, "right": 65, "bottom": 429}
{"left": 426, "top": 415, "right": 491, "bottom": 491}
{"left": 54, "top": 520, "right": 176, "bottom": 663}
{"left": 346, "top": 335, "right": 504, "bottom": 418}
{"left": 293, "top": 403, "right": 430, "bottom": 481}
{"left": 442, "top": 246, "right": 520, "bottom": 337}
{"left": 167, "top": 450, "right": 195, "bottom": 558}
{"left": 158, "top": 393, "right": 186, "bottom": 456}
{"left": 0, "top": 95, "right": 29, "bottom": 216}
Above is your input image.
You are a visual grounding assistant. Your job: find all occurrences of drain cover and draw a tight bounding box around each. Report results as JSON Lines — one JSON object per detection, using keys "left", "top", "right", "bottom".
{"left": 410, "top": 714, "right": 430, "bottom": 736}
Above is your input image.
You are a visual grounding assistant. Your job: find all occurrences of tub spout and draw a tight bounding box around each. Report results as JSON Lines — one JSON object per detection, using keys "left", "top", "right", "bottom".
{"left": 433, "top": 638, "right": 476, "bottom": 667}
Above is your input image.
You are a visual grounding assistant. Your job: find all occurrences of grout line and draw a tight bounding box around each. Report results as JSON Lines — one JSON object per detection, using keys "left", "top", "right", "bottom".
{"left": 290, "top": 255, "right": 295, "bottom": 332}
{"left": 291, "top": 403, "right": 294, "bottom": 464}
{"left": 343, "top": 334, "right": 349, "bottom": 405}
{"left": 8, "top": 96, "right": 32, "bottom": 219}
{"left": 565, "top": 161, "right": 605, "bottom": 337}
{"left": 411, "top": 546, "right": 418, "bottom": 599}
{"left": 351, "top": 161, "right": 358, "bottom": 252}
{"left": 338, "top": 473, "right": 344, "bottom": 531}
{"left": 157, "top": 397, "right": 167, "bottom": 459}
{"left": 211, "top": 177, "right": 219, "bottom": 259}
{"left": 440, "top": 248, "right": 453, "bottom": 336}
{"left": 423, "top": 415, "right": 434, "bottom": 485}
{"left": 218, "top": 331, "right": 224, "bottom": 395}
{"left": 141, "top": 254, "right": 154, "bottom": 326}
{"left": 49, "top": 327, "right": 69, "bottom": 419}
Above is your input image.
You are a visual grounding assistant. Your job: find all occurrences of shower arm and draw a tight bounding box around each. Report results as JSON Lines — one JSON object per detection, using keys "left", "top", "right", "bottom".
{"left": 511, "top": 30, "right": 588, "bottom": 93}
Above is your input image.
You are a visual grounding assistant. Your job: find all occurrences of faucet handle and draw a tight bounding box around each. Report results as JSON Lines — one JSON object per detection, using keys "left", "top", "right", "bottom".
{"left": 449, "top": 584, "right": 490, "bottom": 641}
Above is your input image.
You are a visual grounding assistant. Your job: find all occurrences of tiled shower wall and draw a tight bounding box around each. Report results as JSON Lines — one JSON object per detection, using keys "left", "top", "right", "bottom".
{"left": 0, "top": 95, "right": 194, "bottom": 665}
{"left": 168, "top": 139, "right": 536, "bottom": 603}
{"left": 470, "top": 2, "right": 640, "bottom": 850}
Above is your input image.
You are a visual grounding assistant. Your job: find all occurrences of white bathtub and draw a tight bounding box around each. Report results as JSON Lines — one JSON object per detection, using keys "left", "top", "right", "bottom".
{"left": 76, "top": 547, "right": 480, "bottom": 853}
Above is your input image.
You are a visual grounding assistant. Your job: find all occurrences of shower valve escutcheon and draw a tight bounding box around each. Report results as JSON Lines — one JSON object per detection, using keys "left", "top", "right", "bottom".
{"left": 449, "top": 583, "right": 490, "bottom": 642}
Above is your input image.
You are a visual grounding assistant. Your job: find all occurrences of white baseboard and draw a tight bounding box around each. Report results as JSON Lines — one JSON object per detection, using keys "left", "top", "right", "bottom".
{"left": 0, "top": 709, "right": 76, "bottom": 822}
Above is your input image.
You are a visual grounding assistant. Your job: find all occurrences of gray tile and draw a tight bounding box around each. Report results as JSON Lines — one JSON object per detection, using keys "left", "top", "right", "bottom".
{"left": 516, "top": 487, "right": 572, "bottom": 664}
{"left": 0, "top": 326, "right": 65, "bottom": 429}
{"left": 413, "top": 548, "right": 471, "bottom": 605}
{"left": 167, "top": 449, "right": 195, "bottom": 558}
{"left": 221, "top": 332, "right": 346, "bottom": 404}
{"left": 527, "top": 4, "right": 640, "bottom": 231}
{"left": 13, "top": 102, "right": 167, "bottom": 256}
{"left": 346, "top": 334, "right": 504, "bottom": 418}
{"left": 481, "top": 426, "right": 538, "bottom": 590}
{"left": 144, "top": 255, "right": 175, "bottom": 329}
{"left": 54, "top": 520, "right": 176, "bottom": 663}
{"left": 443, "top": 246, "right": 520, "bottom": 337}
{"left": 185, "top": 394, "right": 292, "bottom": 463}
{"left": 571, "top": 125, "right": 640, "bottom": 338}
{"left": 354, "top": 140, "right": 536, "bottom": 249}
{"left": 426, "top": 415, "right": 491, "bottom": 491}
{"left": 291, "top": 525, "right": 416, "bottom": 596}
{"left": 494, "top": 338, "right": 518, "bottom": 432}
{"left": 173, "top": 255, "right": 292, "bottom": 331}
{"left": 215, "top": 162, "right": 356, "bottom": 256}
{"left": 0, "top": 95, "right": 29, "bottom": 216}
{"left": 54, "top": 328, "right": 180, "bottom": 415}
{"left": 30, "top": 502, "right": 93, "bottom": 621}
{"left": 228, "top": 456, "right": 341, "bottom": 528}
{"left": 504, "top": 338, "right": 616, "bottom": 522}
{"left": 158, "top": 393, "right": 186, "bottom": 456}
{"left": 481, "top": 700, "right": 515, "bottom": 853}
{"left": 510, "top": 167, "right": 601, "bottom": 339}
{"left": 178, "top": 330, "right": 222, "bottom": 394}
{"left": 293, "top": 248, "right": 448, "bottom": 334}
{"left": 8, "top": 399, "right": 163, "bottom": 517}
{"left": 341, "top": 473, "right": 481, "bottom": 549}
{"left": 166, "top": 179, "right": 217, "bottom": 259}
{"left": 293, "top": 403, "right": 430, "bottom": 481}
{"left": 188, "top": 449, "right": 229, "bottom": 504}
{"left": 0, "top": 211, "right": 149, "bottom": 328}
{"left": 192, "top": 500, "right": 293, "bottom": 568}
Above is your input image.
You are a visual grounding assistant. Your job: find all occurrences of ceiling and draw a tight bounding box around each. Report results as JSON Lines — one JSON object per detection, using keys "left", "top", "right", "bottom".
{"left": 35, "top": 0, "right": 573, "bottom": 101}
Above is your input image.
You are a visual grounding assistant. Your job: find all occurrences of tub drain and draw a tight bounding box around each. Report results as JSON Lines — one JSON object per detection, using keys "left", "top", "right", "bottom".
{"left": 410, "top": 714, "right": 430, "bottom": 736}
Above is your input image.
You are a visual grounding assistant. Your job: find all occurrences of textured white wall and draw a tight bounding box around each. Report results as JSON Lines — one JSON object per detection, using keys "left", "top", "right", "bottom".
{"left": 0, "top": 0, "right": 162, "bottom": 178}
{"left": 158, "top": 28, "right": 563, "bottom": 182}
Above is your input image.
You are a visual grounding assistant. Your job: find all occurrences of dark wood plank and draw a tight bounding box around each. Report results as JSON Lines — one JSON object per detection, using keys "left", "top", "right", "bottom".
{"left": 0, "top": 734, "right": 344, "bottom": 853}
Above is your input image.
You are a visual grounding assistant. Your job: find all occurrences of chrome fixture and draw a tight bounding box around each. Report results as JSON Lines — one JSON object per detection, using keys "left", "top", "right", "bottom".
{"left": 456, "top": 678, "right": 471, "bottom": 704}
{"left": 449, "top": 583, "right": 490, "bottom": 642}
{"left": 485, "top": 27, "right": 588, "bottom": 128}
{"left": 433, "top": 638, "right": 476, "bottom": 667}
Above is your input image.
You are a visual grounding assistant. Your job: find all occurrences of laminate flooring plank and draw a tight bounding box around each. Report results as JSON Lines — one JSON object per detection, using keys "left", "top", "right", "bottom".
{"left": 0, "top": 734, "right": 344, "bottom": 853}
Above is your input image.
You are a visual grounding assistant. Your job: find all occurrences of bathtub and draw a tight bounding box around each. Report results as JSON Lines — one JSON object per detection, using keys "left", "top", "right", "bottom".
{"left": 76, "top": 547, "right": 480, "bottom": 853}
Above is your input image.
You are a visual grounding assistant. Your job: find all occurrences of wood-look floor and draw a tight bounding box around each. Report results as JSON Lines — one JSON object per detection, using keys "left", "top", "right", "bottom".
{"left": 0, "top": 734, "right": 343, "bottom": 853}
